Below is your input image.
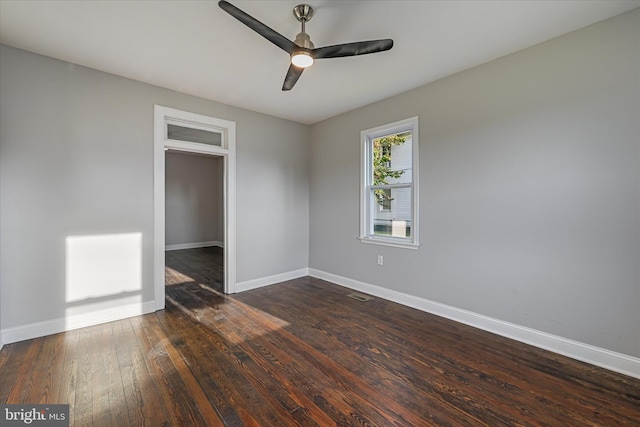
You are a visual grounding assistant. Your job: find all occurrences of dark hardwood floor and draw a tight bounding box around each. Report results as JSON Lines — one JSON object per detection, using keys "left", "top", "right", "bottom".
{"left": 1, "top": 249, "right": 639, "bottom": 425}
{"left": 165, "top": 246, "right": 224, "bottom": 293}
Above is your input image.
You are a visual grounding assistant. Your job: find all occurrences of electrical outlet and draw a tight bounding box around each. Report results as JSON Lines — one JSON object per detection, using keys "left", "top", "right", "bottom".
{"left": 377, "top": 255, "right": 383, "bottom": 265}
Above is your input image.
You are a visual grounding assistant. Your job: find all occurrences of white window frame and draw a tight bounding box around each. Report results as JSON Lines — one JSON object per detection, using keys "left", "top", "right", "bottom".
{"left": 359, "top": 116, "right": 419, "bottom": 249}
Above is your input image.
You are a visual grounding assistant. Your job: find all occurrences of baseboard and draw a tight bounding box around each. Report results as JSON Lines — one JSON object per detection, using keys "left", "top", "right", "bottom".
{"left": 165, "top": 241, "right": 223, "bottom": 251}
{"left": 236, "top": 268, "right": 309, "bottom": 293}
{"left": 0, "top": 301, "right": 156, "bottom": 346}
{"left": 308, "top": 268, "right": 640, "bottom": 379}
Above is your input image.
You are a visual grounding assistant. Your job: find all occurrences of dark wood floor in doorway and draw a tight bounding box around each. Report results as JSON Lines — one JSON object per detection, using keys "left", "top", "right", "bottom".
{"left": 1, "top": 265, "right": 639, "bottom": 425}
{"left": 165, "top": 246, "right": 224, "bottom": 293}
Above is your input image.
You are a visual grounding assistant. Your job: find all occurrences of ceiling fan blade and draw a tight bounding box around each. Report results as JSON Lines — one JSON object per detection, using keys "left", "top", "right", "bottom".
{"left": 313, "top": 39, "right": 394, "bottom": 59}
{"left": 218, "top": 1, "right": 297, "bottom": 54}
{"left": 282, "top": 64, "right": 304, "bottom": 91}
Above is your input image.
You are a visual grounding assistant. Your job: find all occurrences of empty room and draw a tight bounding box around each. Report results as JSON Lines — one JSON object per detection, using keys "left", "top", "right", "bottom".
{"left": 0, "top": 1, "right": 639, "bottom": 425}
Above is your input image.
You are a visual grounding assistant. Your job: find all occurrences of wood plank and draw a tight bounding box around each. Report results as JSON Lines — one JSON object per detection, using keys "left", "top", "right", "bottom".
{"left": 128, "top": 315, "right": 186, "bottom": 427}
{"left": 0, "top": 341, "right": 31, "bottom": 403}
{"left": 22, "top": 332, "right": 65, "bottom": 404}
{"left": 72, "top": 326, "right": 93, "bottom": 426}
{"left": 132, "top": 314, "right": 209, "bottom": 426}
{"left": 112, "top": 318, "right": 150, "bottom": 427}
{"left": 90, "top": 322, "right": 113, "bottom": 426}
{"left": 101, "top": 321, "right": 128, "bottom": 426}
{"left": 3, "top": 339, "right": 43, "bottom": 403}
{"left": 123, "top": 315, "right": 173, "bottom": 426}
{"left": 54, "top": 330, "right": 79, "bottom": 419}
{"left": 157, "top": 330, "right": 225, "bottom": 426}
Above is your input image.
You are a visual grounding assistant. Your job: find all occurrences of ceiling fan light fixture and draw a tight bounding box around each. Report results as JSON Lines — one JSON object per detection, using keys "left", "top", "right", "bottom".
{"left": 291, "top": 50, "right": 314, "bottom": 68}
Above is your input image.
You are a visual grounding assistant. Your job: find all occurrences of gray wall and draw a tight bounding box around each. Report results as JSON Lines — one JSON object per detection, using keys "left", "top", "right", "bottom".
{"left": 165, "top": 152, "right": 224, "bottom": 247}
{"left": 0, "top": 44, "right": 309, "bottom": 331}
{"left": 309, "top": 10, "right": 640, "bottom": 357}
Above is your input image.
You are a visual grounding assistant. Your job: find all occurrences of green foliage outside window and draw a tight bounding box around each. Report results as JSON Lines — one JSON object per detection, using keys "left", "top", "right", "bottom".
{"left": 372, "top": 132, "right": 408, "bottom": 207}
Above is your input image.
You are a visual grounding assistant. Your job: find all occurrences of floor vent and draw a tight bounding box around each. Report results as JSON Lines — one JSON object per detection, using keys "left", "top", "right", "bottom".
{"left": 347, "top": 293, "right": 372, "bottom": 302}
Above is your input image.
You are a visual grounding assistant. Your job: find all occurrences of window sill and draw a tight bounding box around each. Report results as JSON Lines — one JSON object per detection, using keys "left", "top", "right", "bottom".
{"left": 358, "top": 236, "right": 420, "bottom": 250}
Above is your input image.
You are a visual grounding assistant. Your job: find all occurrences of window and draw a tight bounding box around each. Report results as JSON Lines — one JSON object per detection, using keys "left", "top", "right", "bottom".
{"left": 360, "top": 117, "right": 419, "bottom": 249}
{"left": 167, "top": 123, "right": 222, "bottom": 146}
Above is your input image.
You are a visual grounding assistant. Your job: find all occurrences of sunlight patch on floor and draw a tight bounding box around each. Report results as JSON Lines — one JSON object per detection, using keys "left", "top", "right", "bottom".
{"left": 165, "top": 266, "right": 195, "bottom": 286}
{"left": 166, "top": 287, "right": 290, "bottom": 345}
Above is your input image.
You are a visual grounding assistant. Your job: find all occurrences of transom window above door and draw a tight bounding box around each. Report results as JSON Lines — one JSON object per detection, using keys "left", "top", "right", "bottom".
{"left": 167, "top": 123, "right": 222, "bottom": 146}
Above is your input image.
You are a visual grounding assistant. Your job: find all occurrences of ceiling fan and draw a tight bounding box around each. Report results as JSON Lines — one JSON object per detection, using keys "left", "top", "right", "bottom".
{"left": 218, "top": 1, "right": 394, "bottom": 91}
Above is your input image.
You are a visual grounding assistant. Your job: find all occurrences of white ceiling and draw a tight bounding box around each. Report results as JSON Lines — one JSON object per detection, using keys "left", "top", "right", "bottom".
{"left": 1, "top": 0, "right": 638, "bottom": 124}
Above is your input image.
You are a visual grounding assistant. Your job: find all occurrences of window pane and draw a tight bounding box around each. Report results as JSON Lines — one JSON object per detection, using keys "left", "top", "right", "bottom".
{"left": 168, "top": 124, "right": 222, "bottom": 146}
{"left": 371, "top": 187, "right": 412, "bottom": 238}
{"left": 372, "top": 132, "right": 412, "bottom": 185}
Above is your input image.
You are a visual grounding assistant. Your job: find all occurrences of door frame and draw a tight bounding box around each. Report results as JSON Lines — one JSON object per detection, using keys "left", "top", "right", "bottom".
{"left": 153, "top": 105, "right": 236, "bottom": 310}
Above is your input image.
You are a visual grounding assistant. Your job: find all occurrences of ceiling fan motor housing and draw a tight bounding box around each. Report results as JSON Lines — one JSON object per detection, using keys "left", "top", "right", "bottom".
{"left": 294, "top": 31, "right": 314, "bottom": 49}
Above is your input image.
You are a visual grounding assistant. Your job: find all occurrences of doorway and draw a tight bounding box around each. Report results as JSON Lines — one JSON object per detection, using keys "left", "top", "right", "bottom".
{"left": 165, "top": 151, "right": 224, "bottom": 292}
{"left": 153, "top": 106, "right": 236, "bottom": 311}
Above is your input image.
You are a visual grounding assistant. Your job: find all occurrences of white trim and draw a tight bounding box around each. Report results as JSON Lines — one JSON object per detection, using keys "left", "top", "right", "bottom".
{"left": 165, "top": 241, "right": 224, "bottom": 251}
{"left": 358, "top": 236, "right": 420, "bottom": 250}
{"left": 154, "top": 105, "right": 237, "bottom": 306}
{"left": 235, "top": 268, "right": 309, "bottom": 293}
{"left": 360, "top": 116, "right": 419, "bottom": 249}
{"left": 308, "top": 268, "right": 640, "bottom": 379}
{"left": 225, "top": 123, "right": 237, "bottom": 294}
{"left": 165, "top": 139, "right": 228, "bottom": 156}
{"left": 1, "top": 301, "right": 155, "bottom": 346}
{"left": 154, "top": 107, "right": 166, "bottom": 310}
